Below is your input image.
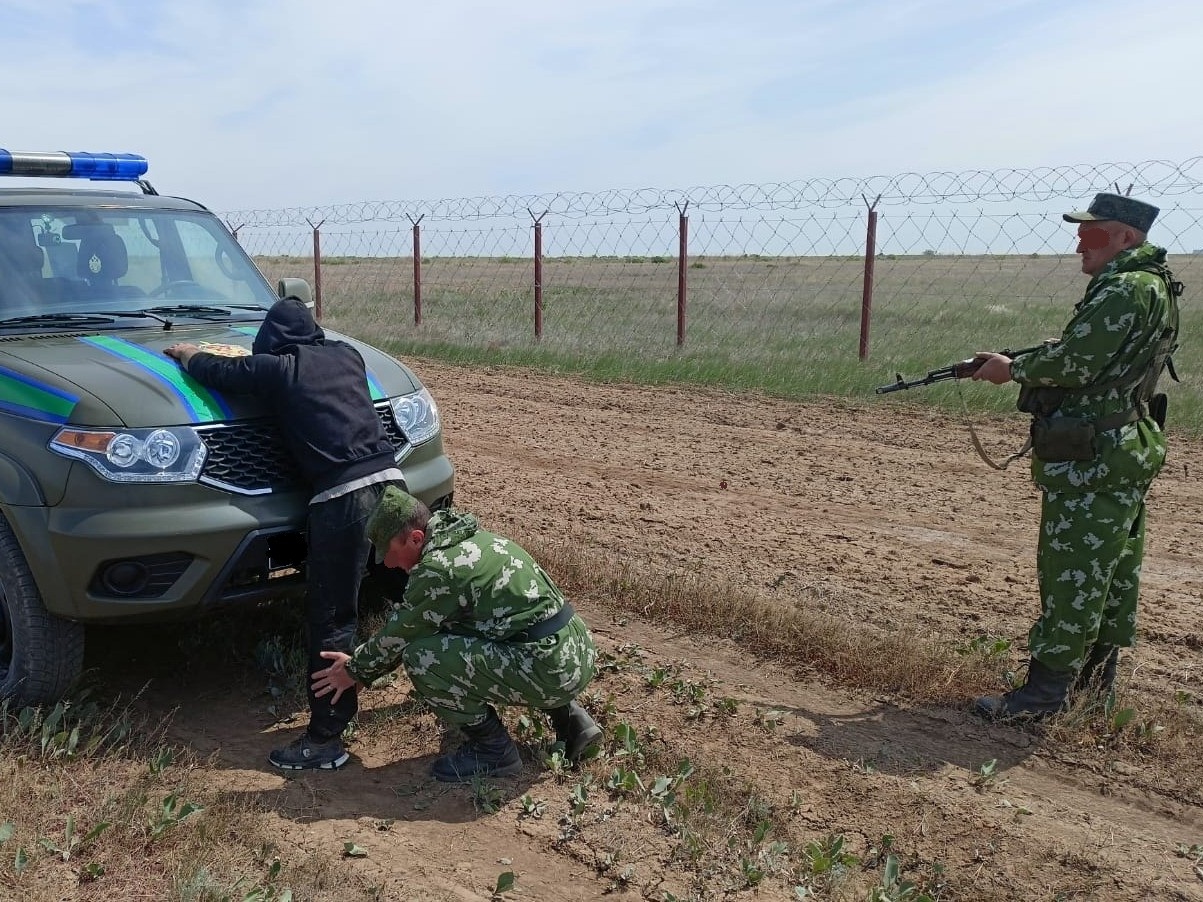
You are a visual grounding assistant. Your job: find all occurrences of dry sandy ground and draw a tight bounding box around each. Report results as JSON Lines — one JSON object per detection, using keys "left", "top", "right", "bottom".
{"left": 103, "top": 361, "right": 1203, "bottom": 901}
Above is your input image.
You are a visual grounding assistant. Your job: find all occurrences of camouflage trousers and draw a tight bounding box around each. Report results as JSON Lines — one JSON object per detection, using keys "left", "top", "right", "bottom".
{"left": 400, "top": 618, "right": 597, "bottom": 727}
{"left": 1028, "top": 485, "right": 1148, "bottom": 672}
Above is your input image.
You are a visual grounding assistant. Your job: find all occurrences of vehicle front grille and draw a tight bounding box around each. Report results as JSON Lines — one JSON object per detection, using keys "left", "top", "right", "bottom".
{"left": 197, "top": 401, "right": 408, "bottom": 495}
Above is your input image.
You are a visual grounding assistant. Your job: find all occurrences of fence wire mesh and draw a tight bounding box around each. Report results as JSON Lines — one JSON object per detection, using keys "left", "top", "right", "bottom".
{"left": 222, "top": 158, "right": 1203, "bottom": 418}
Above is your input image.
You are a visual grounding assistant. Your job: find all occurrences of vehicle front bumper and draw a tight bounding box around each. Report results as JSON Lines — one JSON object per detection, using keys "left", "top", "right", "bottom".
{"left": 7, "top": 449, "right": 454, "bottom": 624}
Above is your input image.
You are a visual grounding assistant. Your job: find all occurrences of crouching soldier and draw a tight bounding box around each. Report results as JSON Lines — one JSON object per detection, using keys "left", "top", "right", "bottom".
{"left": 310, "top": 486, "right": 603, "bottom": 782}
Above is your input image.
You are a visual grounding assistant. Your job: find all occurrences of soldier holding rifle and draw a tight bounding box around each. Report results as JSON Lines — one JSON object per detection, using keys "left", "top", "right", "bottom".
{"left": 969, "top": 193, "right": 1181, "bottom": 720}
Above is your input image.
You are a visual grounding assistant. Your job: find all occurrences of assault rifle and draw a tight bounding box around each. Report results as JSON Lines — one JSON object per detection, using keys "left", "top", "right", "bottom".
{"left": 875, "top": 345, "right": 1047, "bottom": 394}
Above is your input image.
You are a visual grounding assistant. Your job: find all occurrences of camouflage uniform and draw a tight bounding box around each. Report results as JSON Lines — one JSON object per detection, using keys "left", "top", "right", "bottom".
{"left": 1009, "top": 241, "right": 1179, "bottom": 672}
{"left": 344, "top": 508, "right": 597, "bottom": 727}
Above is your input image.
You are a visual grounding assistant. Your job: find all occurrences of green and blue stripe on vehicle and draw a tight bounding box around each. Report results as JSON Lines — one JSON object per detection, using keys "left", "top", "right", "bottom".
{"left": 79, "top": 335, "right": 234, "bottom": 423}
{"left": 0, "top": 365, "right": 79, "bottom": 423}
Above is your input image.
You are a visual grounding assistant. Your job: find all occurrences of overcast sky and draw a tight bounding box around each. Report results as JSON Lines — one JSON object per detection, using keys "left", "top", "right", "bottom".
{"left": 3, "top": 0, "right": 1201, "bottom": 215}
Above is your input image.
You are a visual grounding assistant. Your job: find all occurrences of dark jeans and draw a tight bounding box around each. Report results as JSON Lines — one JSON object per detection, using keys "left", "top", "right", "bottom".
{"left": 304, "top": 480, "right": 396, "bottom": 741}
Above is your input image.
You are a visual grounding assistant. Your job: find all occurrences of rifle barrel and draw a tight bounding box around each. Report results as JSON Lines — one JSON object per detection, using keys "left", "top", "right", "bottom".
{"left": 875, "top": 343, "right": 1050, "bottom": 396}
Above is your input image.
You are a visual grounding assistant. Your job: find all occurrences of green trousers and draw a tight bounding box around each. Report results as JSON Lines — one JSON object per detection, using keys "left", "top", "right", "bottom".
{"left": 1028, "top": 486, "right": 1147, "bottom": 672}
{"left": 400, "top": 618, "right": 597, "bottom": 727}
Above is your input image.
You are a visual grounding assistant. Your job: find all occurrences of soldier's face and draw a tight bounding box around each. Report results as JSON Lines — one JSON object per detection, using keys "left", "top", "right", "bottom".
{"left": 1075, "top": 222, "right": 1124, "bottom": 276}
{"left": 383, "top": 528, "right": 425, "bottom": 571}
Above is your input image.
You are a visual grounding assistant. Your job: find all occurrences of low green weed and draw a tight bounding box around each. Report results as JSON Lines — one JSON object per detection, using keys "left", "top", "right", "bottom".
{"left": 866, "top": 853, "right": 936, "bottom": 901}
{"left": 518, "top": 794, "right": 547, "bottom": 819}
{"left": 956, "top": 635, "right": 1012, "bottom": 658}
{"left": 150, "top": 792, "right": 205, "bottom": 840}
{"left": 970, "top": 759, "right": 1007, "bottom": 792}
{"left": 38, "top": 814, "right": 111, "bottom": 862}
{"left": 469, "top": 776, "right": 505, "bottom": 815}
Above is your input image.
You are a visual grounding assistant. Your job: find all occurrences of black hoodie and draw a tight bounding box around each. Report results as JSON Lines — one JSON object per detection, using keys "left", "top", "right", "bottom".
{"left": 186, "top": 298, "right": 396, "bottom": 494}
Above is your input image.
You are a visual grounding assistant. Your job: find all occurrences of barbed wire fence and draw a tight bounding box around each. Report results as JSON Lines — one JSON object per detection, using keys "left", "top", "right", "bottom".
{"left": 219, "top": 158, "right": 1203, "bottom": 399}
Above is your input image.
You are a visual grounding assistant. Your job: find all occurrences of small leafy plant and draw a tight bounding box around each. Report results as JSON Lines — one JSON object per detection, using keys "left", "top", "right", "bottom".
{"left": 469, "top": 776, "right": 506, "bottom": 815}
{"left": 866, "top": 853, "right": 936, "bottom": 902}
{"left": 149, "top": 792, "right": 204, "bottom": 840}
{"left": 491, "top": 871, "right": 515, "bottom": 900}
{"left": 518, "top": 794, "right": 547, "bottom": 819}
{"left": 970, "top": 759, "right": 1007, "bottom": 792}
{"left": 957, "top": 634, "right": 1012, "bottom": 658}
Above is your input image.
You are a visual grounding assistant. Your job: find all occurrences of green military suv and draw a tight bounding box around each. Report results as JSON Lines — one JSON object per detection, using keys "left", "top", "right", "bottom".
{"left": 0, "top": 149, "right": 454, "bottom": 706}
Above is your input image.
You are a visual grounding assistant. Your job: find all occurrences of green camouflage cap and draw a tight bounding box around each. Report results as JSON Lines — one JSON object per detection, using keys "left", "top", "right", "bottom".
{"left": 1063, "top": 192, "right": 1159, "bottom": 232}
{"left": 366, "top": 485, "right": 421, "bottom": 564}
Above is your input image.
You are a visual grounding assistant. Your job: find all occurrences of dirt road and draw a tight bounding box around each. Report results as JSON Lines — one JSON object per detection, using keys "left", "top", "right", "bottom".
{"left": 131, "top": 361, "right": 1203, "bottom": 900}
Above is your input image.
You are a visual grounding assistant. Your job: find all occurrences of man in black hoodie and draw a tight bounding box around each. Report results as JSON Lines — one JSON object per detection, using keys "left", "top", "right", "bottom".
{"left": 165, "top": 298, "right": 402, "bottom": 770}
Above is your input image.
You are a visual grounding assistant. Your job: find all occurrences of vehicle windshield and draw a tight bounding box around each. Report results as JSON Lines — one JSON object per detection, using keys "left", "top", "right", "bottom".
{"left": 0, "top": 206, "right": 278, "bottom": 319}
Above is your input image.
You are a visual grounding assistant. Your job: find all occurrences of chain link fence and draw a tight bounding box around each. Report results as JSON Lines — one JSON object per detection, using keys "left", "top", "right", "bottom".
{"left": 219, "top": 158, "right": 1203, "bottom": 414}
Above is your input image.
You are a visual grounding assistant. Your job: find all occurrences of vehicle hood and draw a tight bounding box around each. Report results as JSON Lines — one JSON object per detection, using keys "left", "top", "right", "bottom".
{"left": 0, "top": 323, "right": 421, "bottom": 428}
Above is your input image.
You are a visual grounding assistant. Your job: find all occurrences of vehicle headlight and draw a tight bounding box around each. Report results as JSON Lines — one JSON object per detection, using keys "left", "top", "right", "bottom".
{"left": 50, "top": 426, "right": 205, "bottom": 483}
{"left": 391, "top": 387, "right": 441, "bottom": 446}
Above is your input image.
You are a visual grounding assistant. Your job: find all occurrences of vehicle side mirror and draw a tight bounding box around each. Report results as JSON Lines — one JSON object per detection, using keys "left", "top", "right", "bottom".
{"left": 277, "top": 277, "right": 314, "bottom": 311}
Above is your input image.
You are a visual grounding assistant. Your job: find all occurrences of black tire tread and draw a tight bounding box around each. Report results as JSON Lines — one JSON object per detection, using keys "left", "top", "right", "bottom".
{"left": 0, "top": 511, "right": 85, "bottom": 706}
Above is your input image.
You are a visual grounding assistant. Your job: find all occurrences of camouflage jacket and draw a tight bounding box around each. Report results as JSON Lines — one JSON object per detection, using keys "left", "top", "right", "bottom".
{"left": 345, "top": 508, "right": 572, "bottom": 684}
{"left": 1010, "top": 242, "right": 1178, "bottom": 491}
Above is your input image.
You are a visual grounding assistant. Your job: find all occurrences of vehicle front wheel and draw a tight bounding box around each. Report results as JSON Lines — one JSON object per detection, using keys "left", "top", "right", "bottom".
{"left": 0, "top": 512, "right": 85, "bottom": 707}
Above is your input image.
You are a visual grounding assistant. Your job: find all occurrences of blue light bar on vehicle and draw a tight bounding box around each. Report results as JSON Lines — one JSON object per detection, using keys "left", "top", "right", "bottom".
{"left": 0, "top": 150, "right": 149, "bottom": 181}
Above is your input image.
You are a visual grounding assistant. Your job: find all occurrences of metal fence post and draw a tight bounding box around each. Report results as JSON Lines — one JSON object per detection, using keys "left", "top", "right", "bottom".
{"left": 676, "top": 201, "right": 689, "bottom": 347}
{"left": 408, "top": 214, "right": 424, "bottom": 326}
{"left": 306, "top": 218, "right": 325, "bottom": 321}
{"left": 859, "top": 195, "right": 881, "bottom": 361}
{"left": 529, "top": 209, "right": 548, "bottom": 340}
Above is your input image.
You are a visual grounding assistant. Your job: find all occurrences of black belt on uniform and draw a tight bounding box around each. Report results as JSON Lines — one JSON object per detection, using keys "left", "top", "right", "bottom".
{"left": 1094, "top": 406, "right": 1144, "bottom": 432}
{"left": 511, "top": 603, "right": 576, "bottom": 643}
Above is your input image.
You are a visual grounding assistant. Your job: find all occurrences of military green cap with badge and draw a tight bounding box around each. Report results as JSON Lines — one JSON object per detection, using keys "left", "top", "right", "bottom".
{"left": 367, "top": 485, "right": 422, "bottom": 563}
{"left": 1063, "top": 192, "right": 1159, "bottom": 233}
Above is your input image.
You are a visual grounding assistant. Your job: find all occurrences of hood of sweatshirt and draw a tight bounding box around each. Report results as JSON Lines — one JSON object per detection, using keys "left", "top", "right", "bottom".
{"left": 252, "top": 297, "right": 325, "bottom": 354}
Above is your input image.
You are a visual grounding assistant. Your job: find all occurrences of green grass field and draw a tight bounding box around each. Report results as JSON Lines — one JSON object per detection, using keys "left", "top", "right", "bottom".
{"left": 255, "top": 253, "right": 1203, "bottom": 435}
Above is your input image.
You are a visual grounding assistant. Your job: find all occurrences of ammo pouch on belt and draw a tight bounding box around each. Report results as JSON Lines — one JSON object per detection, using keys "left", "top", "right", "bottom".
{"left": 1029, "top": 416, "right": 1097, "bottom": 462}
{"left": 1016, "top": 385, "right": 1065, "bottom": 417}
{"left": 1028, "top": 405, "right": 1145, "bottom": 462}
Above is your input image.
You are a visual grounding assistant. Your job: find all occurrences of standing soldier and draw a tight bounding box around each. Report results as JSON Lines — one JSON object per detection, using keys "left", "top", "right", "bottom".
{"left": 311, "top": 486, "right": 602, "bottom": 781}
{"left": 970, "top": 193, "right": 1181, "bottom": 719}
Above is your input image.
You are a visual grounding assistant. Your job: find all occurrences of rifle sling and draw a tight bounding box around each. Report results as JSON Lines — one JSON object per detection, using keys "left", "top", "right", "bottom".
{"left": 957, "top": 384, "right": 1030, "bottom": 470}
{"left": 967, "top": 420, "right": 1030, "bottom": 471}
{"left": 965, "top": 406, "right": 1143, "bottom": 471}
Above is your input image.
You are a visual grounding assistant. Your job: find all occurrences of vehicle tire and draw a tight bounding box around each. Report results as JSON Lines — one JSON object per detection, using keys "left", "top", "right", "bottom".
{"left": 0, "top": 512, "right": 85, "bottom": 707}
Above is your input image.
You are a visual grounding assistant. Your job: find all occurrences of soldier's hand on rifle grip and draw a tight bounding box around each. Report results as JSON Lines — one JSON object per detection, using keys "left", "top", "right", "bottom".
{"left": 970, "top": 352, "right": 1013, "bottom": 385}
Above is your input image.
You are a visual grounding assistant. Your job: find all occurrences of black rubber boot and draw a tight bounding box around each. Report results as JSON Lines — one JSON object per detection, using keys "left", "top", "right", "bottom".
{"left": 547, "top": 701, "right": 603, "bottom": 761}
{"left": 430, "top": 708, "right": 523, "bottom": 783}
{"left": 1074, "top": 644, "right": 1119, "bottom": 699}
{"left": 973, "top": 657, "right": 1074, "bottom": 721}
